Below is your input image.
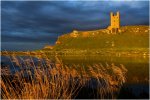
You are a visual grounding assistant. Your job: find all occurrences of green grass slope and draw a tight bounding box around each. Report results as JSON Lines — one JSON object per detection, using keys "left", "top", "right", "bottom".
{"left": 54, "top": 25, "right": 149, "bottom": 51}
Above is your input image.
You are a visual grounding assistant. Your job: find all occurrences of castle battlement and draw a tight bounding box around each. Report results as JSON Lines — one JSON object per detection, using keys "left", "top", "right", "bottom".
{"left": 107, "top": 11, "right": 120, "bottom": 34}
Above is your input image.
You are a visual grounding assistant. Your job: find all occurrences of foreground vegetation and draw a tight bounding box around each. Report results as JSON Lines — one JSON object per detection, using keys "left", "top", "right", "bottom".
{"left": 1, "top": 53, "right": 128, "bottom": 99}
{"left": 1, "top": 25, "right": 148, "bottom": 99}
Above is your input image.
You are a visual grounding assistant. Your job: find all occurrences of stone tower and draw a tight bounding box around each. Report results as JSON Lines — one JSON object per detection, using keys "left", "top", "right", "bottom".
{"left": 107, "top": 11, "right": 120, "bottom": 34}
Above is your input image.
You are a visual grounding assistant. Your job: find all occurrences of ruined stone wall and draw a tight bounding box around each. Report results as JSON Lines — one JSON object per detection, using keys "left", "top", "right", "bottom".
{"left": 108, "top": 12, "right": 120, "bottom": 34}
{"left": 110, "top": 12, "right": 120, "bottom": 29}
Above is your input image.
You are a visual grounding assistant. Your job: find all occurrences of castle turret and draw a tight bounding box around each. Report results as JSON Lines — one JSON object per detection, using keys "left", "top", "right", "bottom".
{"left": 107, "top": 11, "right": 120, "bottom": 34}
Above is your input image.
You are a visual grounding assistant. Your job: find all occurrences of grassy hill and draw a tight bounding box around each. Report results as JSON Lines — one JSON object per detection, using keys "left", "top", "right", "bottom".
{"left": 53, "top": 25, "right": 149, "bottom": 51}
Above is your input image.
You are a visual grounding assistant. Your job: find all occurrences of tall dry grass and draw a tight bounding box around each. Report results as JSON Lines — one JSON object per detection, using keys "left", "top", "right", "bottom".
{"left": 1, "top": 51, "right": 128, "bottom": 99}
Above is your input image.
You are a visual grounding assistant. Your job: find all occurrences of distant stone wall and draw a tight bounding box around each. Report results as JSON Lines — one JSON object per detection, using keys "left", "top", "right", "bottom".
{"left": 70, "top": 30, "right": 79, "bottom": 38}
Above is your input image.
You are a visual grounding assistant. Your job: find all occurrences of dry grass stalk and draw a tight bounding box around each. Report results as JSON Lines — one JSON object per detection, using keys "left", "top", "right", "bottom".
{"left": 1, "top": 52, "right": 128, "bottom": 99}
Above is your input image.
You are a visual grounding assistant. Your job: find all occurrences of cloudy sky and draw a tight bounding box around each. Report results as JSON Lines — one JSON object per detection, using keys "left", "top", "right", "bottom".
{"left": 1, "top": 1, "right": 149, "bottom": 51}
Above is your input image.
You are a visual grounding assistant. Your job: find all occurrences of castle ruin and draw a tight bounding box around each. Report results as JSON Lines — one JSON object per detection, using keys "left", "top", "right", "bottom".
{"left": 107, "top": 11, "right": 120, "bottom": 34}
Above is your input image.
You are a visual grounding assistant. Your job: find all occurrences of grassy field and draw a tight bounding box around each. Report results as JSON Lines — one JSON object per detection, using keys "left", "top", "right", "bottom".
{"left": 53, "top": 25, "right": 149, "bottom": 51}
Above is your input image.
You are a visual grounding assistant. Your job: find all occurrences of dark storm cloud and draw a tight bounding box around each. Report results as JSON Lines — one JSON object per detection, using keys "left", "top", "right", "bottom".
{"left": 1, "top": 1, "right": 149, "bottom": 51}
